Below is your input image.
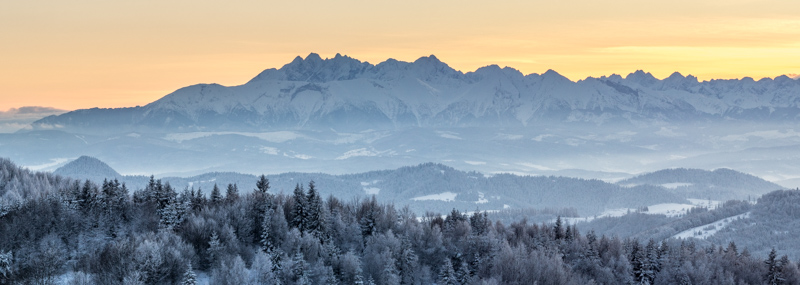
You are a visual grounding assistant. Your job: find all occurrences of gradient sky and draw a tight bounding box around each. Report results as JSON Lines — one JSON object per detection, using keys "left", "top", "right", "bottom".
{"left": 2, "top": 0, "right": 799, "bottom": 111}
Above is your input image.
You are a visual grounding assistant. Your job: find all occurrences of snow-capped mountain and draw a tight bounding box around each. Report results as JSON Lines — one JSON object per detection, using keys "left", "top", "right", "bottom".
{"left": 32, "top": 53, "right": 800, "bottom": 133}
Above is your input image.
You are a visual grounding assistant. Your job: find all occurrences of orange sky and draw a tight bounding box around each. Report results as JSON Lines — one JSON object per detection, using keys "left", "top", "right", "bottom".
{"left": 1, "top": 0, "right": 799, "bottom": 111}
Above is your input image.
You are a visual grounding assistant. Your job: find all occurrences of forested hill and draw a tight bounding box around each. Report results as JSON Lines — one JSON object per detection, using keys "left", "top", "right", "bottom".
{"left": 1, "top": 163, "right": 799, "bottom": 284}
{"left": 618, "top": 168, "right": 784, "bottom": 200}
{"left": 52, "top": 157, "right": 687, "bottom": 216}
{"left": 0, "top": 158, "right": 73, "bottom": 207}
{"left": 53, "top": 156, "right": 122, "bottom": 184}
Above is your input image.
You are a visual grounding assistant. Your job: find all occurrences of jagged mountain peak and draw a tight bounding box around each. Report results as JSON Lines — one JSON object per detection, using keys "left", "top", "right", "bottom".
{"left": 31, "top": 53, "right": 800, "bottom": 133}
{"left": 625, "top": 70, "right": 659, "bottom": 86}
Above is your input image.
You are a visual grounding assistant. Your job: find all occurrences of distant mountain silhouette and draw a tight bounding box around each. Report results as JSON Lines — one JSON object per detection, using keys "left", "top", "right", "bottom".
{"left": 32, "top": 53, "right": 800, "bottom": 134}
{"left": 54, "top": 156, "right": 122, "bottom": 182}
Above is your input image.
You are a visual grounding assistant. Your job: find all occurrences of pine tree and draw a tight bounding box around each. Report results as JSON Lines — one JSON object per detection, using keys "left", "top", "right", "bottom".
{"left": 456, "top": 260, "right": 472, "bottom": 285}
{"left": 439, "top": 258, "right": 457, "bottom": 285}
{"left": 469, "top": 211, "right": 490, "bottom": 235}
{"left": 306, "top": 181, "right": 323, "bottom": 237}
{"left": 192, "top": 187, "right": 206, "bottom": 210}
{"left": 256, "top": 174, "right": 270, "bottom": 194}
{"left": 398, "top": 237, "right": 419, "bottom": 285}
{"left": 291, "top": 184, "right": 307, "bottom": 232}
{"left": 291, "top": 252, "right": 309, "bottom": 285}
{"left": 766, "top": 248, "right": 785, "bottom": 285}
{"left": 0, "top": 250, "right": 12, "bottom": 282}
{"left": 554, "top": 216, "right": 564, "bottom": 240}
{"left": 78, "top": 180, "right": 97, "bottom": 213}
{"left": 208, "top": 231, "right": 223, "bottom": 267}
{"left": 225, "top": 183, "right": 239, "bottom": 204}
{"left": 182, "top": 264, "right": 197, "bottom": 285}
{"left": 261, "top": 207, "right": 275, "bottom": 253}
{"left": 210, "top": 184, "right": 223, "bottom": 206}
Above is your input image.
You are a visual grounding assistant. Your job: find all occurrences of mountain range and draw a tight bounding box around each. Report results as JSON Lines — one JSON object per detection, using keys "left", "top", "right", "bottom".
{"left": 3, "top": 54, "right": 799, "bottom": 188}
{"left": 32, "top": 53, "right": 800, "bottom": 133}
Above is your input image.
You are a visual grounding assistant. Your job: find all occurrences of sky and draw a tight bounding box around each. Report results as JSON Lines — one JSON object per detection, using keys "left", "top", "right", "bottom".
{"left": 1, "top": 0, "right": 799, "bottom": 111}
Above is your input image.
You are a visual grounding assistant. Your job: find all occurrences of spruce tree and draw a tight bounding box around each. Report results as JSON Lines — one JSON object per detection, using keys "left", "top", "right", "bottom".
{"left": 182, "top": 264, "right": 197, "bottom": 285}
{"left": 192, "top": 187, "right": 206, "bottom": 211}
{"left": 261, "top": 207, "right": 275, "bottom": 253}
{"left": 291, "top": 184, "right": 307, "bottom": 232}
{"left": 210, "top": 184, "right": 223, "bottom": 206}
{"left": 439, "top": 258, "right": 457, "bottom": 285}
{"left": 765, "top": 248, "right": 785, "bottom": 285}
{"left": 306, "top": 181, "right": 323, "bottom": 236}
{"left": 208, "top": 231, "right": 223, "bottom": 268}
{"left": 225, "top": 183, "right": 239, "bottom": 204}
{"left": 256, "top": 174, "right": 270, "bottom": 194}
{"left": 554, "top": 216, "right": 564, "bottom": 240}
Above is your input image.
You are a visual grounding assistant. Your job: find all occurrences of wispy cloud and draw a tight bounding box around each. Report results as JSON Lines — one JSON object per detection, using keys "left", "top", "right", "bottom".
{"left": 0, "top": 106, "right": 66, "bottom": 133}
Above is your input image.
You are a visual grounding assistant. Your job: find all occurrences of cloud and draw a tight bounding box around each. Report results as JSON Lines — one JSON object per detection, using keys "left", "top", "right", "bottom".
{"left": 0, "top": 106, "right": 66, "bottom": 119}
{"left": 0, "top": 106, "right": 66, "bottom": 133}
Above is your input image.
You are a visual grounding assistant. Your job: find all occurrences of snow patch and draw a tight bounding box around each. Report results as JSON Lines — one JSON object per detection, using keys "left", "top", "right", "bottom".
{"left": 660, "top": 182, "right": 693, "bottom": 189}
{"left": 464, "top": 160, "right": 486, "bottom": 165}
{"left": 720, "top": 129, "right": 800, "bottom": 142}
{"left": 336, "top": 148, "right": 394, "bottom": 160}
{"left": 518, "top": 162, "right": 555, "bottom": 171}
{"left": 687, "top": 199, "right": 721, "bottom": 209}
{"left": 673, "top": 212, "right": 750, "bottom": 239}
{"left": 437, "top": 131, "right": 463, "bottom": 140}
{"left": 495, "top": 133, "right": 523, "bottom": 140}
{"left": 283, "top": 152, "right": 313, "bottom": 160}
{"left": 475, "top": 192, "right": 489, "bottom": 204}
{"left": 363, "top": 187, "right": 381, "bottom": 195}
{"left": 260, "top": 146, "right": 279, "bottom": 155}
{"left": 412, "top": 192, "right": 458, "bottom": 202}
{"left": 655, "top": 127, "right": 685, "bottom": 137}
{"left": 164, "top": 131, "right": 301, "bottom": 143}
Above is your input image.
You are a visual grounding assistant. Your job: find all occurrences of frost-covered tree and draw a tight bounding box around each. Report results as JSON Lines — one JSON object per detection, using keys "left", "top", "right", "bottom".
{"left": 291, "top": 184, "right": 307, "bottom": 232}
{"left": 306, "top": 181, "right": 324, "bottom": 237}
{"left": 765, "top": 248, "right": 785, "bottom": 285}
{"left": 212, "top": 255, "right": 248, "bottom": 285}
{"left": 256, "top": 174, "right": 270, "bottom": 194}
{"left": 181, "top": 264, "right": 197, "bottom": 285}
{"left": 261, "top": 207, "right": 275, "bottom": 253}
{"left": 207, "top": 231, "right": 223, "bottom": 267}
{"left": 0, "top": 251, "right": 12, "bottom": 283}
{"left": 250, "top": 251, "right": 281, "bottom": 285}
{"left": 210, "top": 184, "right": 223, "bottom": 206}
{"left": 438, "top": 258, "right": 457, "bottom": 285}
{"left": 225, "top": 183, "right": 239, "bottom": 204}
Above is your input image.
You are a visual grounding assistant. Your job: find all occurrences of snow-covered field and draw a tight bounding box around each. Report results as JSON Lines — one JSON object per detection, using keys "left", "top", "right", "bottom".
{"left": 411, "top": 192, "right": 458, "bottom": 202}
{"left": 563, "top": 199, "right": 721, "bottom": 224}
{"left": 673, "top": 212, "right": 751, "bottom": 239}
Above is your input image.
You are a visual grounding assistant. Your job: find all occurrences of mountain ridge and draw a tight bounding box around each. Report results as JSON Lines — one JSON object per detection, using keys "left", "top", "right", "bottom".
{"left": 31, "top": 53, "right": 800, "bottom": 134}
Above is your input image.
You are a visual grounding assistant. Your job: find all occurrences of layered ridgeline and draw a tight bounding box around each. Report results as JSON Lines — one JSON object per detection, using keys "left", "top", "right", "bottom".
{"left": 50, "top": 156, "right": 779, "bottom": 216}
{"left": 617, "top": 168, "right": 784, "bottom": 200}
{"left": 33, "top": 53, "right": 800, "bottom": 133}
{"left": 580, "top": 190, "right": 800, "bottom": 259}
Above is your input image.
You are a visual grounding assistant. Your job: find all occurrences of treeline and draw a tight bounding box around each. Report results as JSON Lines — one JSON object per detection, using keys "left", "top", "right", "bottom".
{"left": 618, "top": 168, "right": 783, "bottom": 200}
{"left": 2, "top": 175, "right": 800, "bottom": 285}
{"left": 0, "top": 158, "right": 72, "bottom": 207}
{"left": 54, "top": 159, "right": 689, "bottom": 217}
{"left": 584, "top": 200, "right": 752, "bottom": 242}
{"left": 707, "top": 190, "right": 800, "bottom": 258}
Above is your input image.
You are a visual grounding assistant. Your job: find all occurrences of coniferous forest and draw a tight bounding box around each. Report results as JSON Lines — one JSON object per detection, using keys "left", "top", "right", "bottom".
{"left": 2, "top": 159, "right": 800, "bottom": 284}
